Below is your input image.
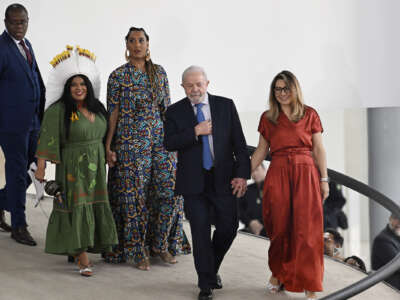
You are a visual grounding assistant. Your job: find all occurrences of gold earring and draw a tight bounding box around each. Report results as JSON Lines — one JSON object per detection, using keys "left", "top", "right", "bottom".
{"left": 125, "top": 49, "right": 130, "bottom": 61}
{"left": 145, "top": 49, "right": 151, "bottom": 62}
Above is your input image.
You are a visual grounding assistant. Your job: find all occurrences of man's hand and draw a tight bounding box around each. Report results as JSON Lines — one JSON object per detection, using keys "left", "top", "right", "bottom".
{"left": 231, "top": 177, "right": 247, "bottom": 198}
{"left": 195, "top": 120, "right": 212, "bottom": 136}
{"left": 106, "top": 149, "right": 117, "bottom": 168}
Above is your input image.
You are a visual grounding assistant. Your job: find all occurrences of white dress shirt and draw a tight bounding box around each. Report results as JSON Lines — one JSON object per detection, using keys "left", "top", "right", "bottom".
{"left": 191, "top": 93, "right": 215, "bottom": 159}
{"left": 6, "top": 29, "right": 28, "bottom": 61}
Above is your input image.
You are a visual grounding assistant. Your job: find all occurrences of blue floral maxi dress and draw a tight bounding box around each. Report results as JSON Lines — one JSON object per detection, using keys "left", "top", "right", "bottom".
{"left": 104, "top": 63, "right": 191, "bottom": 264}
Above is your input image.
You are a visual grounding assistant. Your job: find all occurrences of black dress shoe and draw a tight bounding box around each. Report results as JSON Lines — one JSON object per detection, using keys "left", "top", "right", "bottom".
{"left": 214, "top": 274, "right": 223, "bottom": 289}
{"left": 198, "top": 289, "right": 213, "bottom": 300}
{"left": 11, "top": 227, "right": 37, "bottom": 246}
{"left": 0, "top": 210, "right": 11, "bottom": 232}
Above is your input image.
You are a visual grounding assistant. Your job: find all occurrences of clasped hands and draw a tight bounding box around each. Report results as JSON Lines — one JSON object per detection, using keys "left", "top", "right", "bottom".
{"left": 231, "top": 178, "right": 247, "bottom": 198}
{"left": 106, "top": 149, "right": 117, "bottom": 168}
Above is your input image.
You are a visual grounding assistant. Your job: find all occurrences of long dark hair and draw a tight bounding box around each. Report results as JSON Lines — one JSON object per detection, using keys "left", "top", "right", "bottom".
{"left": 56, "top": 74, "right": 107, "bottom": 139}
{"left": 125, "top": 27, "right": 159, "bottom": 96}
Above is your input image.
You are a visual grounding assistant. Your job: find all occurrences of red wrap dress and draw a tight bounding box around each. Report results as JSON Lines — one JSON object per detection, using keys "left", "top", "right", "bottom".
{"left": 258, "top": 106, "right": 324, "bottom": 292}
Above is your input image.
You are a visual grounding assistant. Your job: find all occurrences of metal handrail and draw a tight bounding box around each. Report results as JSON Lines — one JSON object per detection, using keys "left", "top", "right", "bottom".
{"left": 246, "top": 146, "right": 400, "bottom": 299}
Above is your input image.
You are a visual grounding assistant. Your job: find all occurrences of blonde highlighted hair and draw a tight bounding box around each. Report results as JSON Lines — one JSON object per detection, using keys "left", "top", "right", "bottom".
{"left": 265, "top": 70, "right": 304, "bottom": 124}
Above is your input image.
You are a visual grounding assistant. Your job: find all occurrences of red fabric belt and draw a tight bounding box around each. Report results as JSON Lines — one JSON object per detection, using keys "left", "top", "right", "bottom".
{"left": 271, "top": 149, "right": 314, "bottom": 165}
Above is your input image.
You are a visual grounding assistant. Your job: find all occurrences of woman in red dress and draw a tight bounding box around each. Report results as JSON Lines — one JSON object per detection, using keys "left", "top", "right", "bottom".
{"left": 251, "top": 71, "right": 329, "bottom": 299}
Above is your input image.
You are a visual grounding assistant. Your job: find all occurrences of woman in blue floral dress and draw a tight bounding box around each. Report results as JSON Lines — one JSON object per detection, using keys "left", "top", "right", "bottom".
{"left": 103, "top": 27, "right": 190, "bottom": 270}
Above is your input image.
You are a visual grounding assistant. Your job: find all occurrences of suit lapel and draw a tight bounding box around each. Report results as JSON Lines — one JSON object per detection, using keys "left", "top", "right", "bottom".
{"left": 25, "top": 40, "right": 38, "bottom": 70}
{"left": 183, "top": 98, "right": 198, "bottom": 127}
{"left": 3, "top": 32, "right": 34, "bottom": 83}
{"left": 208, "top": 94, "right": 219, "bottom": 160}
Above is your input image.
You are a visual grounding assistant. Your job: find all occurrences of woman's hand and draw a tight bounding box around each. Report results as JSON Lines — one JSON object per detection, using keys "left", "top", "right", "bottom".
{"left": 320, "top": 181, "right": 329, "bottom": 201}
{"left": 34, "top": 167, "right": 45, "bottom": 182}
{"left": 106, "top": 149, "right": 117, "bottom": 167}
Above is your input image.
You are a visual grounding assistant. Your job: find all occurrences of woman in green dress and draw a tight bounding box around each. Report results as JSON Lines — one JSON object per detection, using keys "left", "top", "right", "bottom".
{"left": 35, "top": 74, "right": 118, "bottom": 276}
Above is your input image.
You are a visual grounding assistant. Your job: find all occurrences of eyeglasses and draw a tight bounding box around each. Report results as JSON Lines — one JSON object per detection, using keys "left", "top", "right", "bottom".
{"left": 6, "top": 18, "right": 29, "bottom": 26}
{"left": 274, "top": 86, "right": 291, "bottom": 94}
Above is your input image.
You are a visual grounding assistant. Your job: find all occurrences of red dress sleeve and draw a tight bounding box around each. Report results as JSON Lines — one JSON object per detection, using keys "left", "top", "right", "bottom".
{"left": 309, "top": 107, "right": 323, "bottom": 134}
{"left": 258, "top": 112, "right": 270, "bottom": 142}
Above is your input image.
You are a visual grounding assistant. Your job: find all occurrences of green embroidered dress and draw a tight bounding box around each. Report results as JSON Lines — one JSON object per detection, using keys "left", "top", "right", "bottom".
{"left": 36, "top": 102, "right": 117, "bottom": 255}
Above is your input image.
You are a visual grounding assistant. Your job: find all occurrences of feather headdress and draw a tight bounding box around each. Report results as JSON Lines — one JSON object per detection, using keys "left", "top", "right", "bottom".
{"left": 45, "top": 45, "right": 100, "bottom": 109}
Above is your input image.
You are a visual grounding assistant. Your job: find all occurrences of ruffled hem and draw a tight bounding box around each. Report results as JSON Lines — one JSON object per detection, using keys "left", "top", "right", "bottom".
{"left": 45, "top": 202, "right": 118, "bottom": 256}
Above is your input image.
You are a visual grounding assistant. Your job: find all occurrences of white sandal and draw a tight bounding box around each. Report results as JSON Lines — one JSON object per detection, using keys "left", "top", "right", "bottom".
{"left": 79, "top": 266, "right": 93, "bottom": 277}
{"left": 266, "top": 281, "right": 283, "bottom": 294}
{"left": 76, "top": 258, "right": 93, "bottom": 277}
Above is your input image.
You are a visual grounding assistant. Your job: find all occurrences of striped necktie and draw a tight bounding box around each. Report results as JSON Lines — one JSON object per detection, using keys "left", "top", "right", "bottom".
{"left": 19, "top": 40, "right": 33, "bottom": 67}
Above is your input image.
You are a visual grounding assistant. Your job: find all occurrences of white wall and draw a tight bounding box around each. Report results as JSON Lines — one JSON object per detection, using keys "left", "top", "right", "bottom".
{"left": 1, "top": 0, "right": 399, "bottom": 111}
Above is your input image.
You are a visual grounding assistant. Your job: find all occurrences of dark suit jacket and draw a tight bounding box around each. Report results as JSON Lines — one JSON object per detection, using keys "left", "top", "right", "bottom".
{"left": 238, "top": 182, "right": 263, "bottom": 227}
{"left": 164, "top": 94, "right": 250, "bottom": 195}
{"left": 0, "top": 31, "right": 45, "bottom": 133}
{"left": 371, "top": 225, "right": 400, "bottom": 290}
{"left": 323, "top": 182, "right": 348, "bottom": 230}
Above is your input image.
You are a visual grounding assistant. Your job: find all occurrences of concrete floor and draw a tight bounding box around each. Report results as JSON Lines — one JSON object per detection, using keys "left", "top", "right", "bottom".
{"left": 0, "top": 195, "right": 398, "bottom": 300}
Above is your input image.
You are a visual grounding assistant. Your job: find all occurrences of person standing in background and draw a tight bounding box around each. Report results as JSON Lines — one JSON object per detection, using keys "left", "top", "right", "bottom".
{"left": 0, "top": 3, "right": 46, "bottom": 245}
{"left": 238, "top": 163, "right": 267, "bottom": 236}
{"left": 323, "top": 181, "right": 348, "bottom": 231}
{"left": 371, "top": 214, "right": 400, "bottom": 290}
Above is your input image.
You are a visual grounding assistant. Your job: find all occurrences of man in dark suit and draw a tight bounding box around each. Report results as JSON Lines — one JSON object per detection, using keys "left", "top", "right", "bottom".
{"left": 164, "top": 66, "right": 250, "bottom": 300}
{"left": 371, "top": 214, "right": 400, "bottom": 290}
{"left": 0, "top": 4, "right": 45, "bottom": 246}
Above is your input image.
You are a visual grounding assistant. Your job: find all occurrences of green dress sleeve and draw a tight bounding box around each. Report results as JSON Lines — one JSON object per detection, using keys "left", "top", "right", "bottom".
{"left": 36, "top": 103, "right": 63, "bottom": 163}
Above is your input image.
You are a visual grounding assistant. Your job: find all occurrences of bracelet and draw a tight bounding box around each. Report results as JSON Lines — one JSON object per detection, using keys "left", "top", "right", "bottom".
{"left": 320, "top": 177, "right": 329, "bottom": 182}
